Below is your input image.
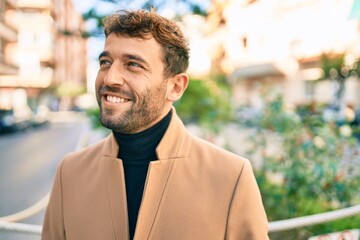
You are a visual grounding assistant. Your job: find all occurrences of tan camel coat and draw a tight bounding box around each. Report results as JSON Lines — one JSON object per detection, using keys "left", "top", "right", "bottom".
{"left": 42, "top": 109, "right": 269, "bottom": 240}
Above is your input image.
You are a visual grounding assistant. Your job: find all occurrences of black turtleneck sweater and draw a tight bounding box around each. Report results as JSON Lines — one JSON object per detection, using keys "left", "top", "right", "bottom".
{"left": 113, "top": 110, "right": 172, "bottom": 240}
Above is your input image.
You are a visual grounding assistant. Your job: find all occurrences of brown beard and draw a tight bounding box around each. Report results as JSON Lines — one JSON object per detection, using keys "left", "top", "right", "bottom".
{"left": 97, "top": 80, "right": 167, "bottom": 134}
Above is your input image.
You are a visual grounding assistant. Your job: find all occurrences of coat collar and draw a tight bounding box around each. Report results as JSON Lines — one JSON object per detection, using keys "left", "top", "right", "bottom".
{"left": 101, "top": 107, "right": 192, "bottom": 161}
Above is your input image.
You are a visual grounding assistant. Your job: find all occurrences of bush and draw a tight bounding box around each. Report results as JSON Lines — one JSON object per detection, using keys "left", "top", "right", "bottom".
{"left": 242, "top": 94, "right": 360, "bottom": 239}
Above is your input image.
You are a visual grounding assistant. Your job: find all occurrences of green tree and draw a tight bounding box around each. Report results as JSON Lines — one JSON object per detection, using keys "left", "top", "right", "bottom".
{"left": 320, "top": 53, "right": 360, "bottom": 110}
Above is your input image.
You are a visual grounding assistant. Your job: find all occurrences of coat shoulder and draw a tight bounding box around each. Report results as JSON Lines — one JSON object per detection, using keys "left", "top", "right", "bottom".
{"left": 188, "top": 133, "right": 250, "bottom": 173}
{"left": 61, "top": 136, "right": 110, "bottom": 169}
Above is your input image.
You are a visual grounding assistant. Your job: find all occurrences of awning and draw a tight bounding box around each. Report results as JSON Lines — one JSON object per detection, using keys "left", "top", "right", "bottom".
{"left": 230, "top": 63, "right": 284, "bottom": 80}
{"left": 349, "top": 0, "right": 360, "bottom": 19}
{"left": 229, "top": 59, "right": 299, "bottom": 82}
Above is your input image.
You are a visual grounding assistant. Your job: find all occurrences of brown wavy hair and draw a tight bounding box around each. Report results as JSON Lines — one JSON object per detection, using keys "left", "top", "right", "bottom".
{"left": 102, "top": 9, "right": 190, "bottom": 78}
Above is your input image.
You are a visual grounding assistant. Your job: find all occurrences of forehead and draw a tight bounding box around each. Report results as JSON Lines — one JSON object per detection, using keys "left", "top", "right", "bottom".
{"left": 103, "top": 33, "right": 163, "bottom": 62}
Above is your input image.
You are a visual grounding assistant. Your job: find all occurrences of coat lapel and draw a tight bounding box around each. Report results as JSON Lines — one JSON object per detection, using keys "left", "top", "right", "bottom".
{"left": 134, "top": 159, "right": 175, "bottom": 239}
{"left": 134, "top": 108, "right": 192, "bottom": 239}
{"left": 102, "top": 156, "right": 129, "bottom": 240}
{"left": 100, "top": 135, "right": 129, "bottom": 240}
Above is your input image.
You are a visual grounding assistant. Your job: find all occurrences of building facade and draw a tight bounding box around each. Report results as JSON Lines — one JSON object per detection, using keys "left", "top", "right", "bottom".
{"left": 204, "top": 0, "right": 360, "bottom": 110}
{"left": 53, "top": 0, "right": 87, "bottom": 110}
{"left": 0, "top": 0, "right": 18, "bottom": 109}
{"left": 0, "top": 0, "right": 87, "bottom": 111}
{"left": 0, "top": 0, "right": 18, "bottom": 76}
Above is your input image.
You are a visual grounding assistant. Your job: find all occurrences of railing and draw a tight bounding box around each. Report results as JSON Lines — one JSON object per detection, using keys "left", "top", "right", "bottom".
{"left": 269, "top": 204, "right": 360, "bottom": 232}
{"left": 1, "top": 199, "right": 359, "bottom": 236}
{"left": 0, "top": 222, "right": 42, "bottom": 235}
{"left": 0, "top": 194, "right": 49, "bottom": 223}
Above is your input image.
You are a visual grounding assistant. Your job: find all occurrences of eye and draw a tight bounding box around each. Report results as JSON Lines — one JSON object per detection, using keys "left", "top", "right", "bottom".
{"left": 127, "top": 61, "right": 142, "bottom": 68}
{"left": 99, "top": 59, "right": 112, "bottom": 67}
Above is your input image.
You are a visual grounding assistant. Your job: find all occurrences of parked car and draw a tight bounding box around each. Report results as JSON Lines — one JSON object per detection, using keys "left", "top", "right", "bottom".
{"left": 0, "top": 107, "right": 34, "bottom": 133}
{"left": 32, "top": 104, "right": 50, "bottom": 127}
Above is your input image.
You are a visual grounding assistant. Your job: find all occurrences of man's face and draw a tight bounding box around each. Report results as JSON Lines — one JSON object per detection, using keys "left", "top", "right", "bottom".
{"left": 95, "top": 33, "right": 171, "bottom": 134}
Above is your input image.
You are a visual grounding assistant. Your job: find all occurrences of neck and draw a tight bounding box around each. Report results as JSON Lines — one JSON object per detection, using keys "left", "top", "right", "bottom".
{"left": 113, "top": 109, "right": 172, "bottom": 162}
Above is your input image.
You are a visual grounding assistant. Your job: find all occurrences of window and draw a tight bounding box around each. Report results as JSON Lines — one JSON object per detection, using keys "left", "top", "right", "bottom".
{"left": 242, "top": 36, "right": 247, "bottom": 48}
{"left": 305, "top": 81, "right": 315, "bottom": 99}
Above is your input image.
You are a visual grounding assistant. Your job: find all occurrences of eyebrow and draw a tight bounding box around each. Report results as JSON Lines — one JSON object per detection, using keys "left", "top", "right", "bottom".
{"left": 123, "top": 54, "right": 149, "bottom": 66}
{"left": 98, "top": 51, "right": 109, "bottom": 61}
{"left": 124, "top": 53, "right": 151, "bottom": 72}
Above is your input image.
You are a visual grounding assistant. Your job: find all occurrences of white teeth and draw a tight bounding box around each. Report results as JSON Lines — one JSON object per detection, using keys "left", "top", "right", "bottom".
{"left": 106, "top": 95, "right": 129, "bottom": 103}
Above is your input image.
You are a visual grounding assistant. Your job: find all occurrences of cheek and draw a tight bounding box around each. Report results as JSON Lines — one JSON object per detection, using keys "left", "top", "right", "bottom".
{"left": 95, "top": 72, "right": 103, "bottom": 90}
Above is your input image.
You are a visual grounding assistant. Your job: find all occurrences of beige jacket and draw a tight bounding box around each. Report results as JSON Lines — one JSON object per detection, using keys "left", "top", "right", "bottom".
{"left": 42, "top": 110, "right": 269, "bottom": 240}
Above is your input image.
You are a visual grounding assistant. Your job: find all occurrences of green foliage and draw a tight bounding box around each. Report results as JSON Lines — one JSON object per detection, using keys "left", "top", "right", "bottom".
{"left": 319, "top": 53, "right": 360, "bottom": 109}
{"left": 320, "top": 53, "right": 360, "bottom": 80}
{"left": 55, "top": 82, "right": 86, "bottom": 97}
{"left": 86, "top": 107, "right": 102, "bottom": 130}
{"left": 321, "top": 53, "right": 346, "bottom": 79}
{"left": 174, "top": 74, "right": 234, "bottom": 133}
{"left": 243, "top": 93, "right": 360, "bottom": 239}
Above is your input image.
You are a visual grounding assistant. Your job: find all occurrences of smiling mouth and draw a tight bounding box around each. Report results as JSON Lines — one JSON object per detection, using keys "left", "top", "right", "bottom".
{"left": 105, "top": 94, "right": 130, "bottom": 103}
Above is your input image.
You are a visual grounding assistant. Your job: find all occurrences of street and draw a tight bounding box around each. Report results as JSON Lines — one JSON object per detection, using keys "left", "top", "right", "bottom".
{"left": 0, "top": 112, "right": 100, "bottom": 240}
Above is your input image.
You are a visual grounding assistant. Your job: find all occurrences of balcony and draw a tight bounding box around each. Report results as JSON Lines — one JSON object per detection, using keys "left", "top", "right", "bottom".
{"left": 0, "top": 22, "right": 17, "bottom": 42}
{"left": 5, "top": 0, "right": 17, "bottom": 9}
{"left": 15, "top": 0, "right": 53, "bottom": 10}
{"left": 0, "top": 62, "right": 18, "bottom": 76}
{"left": 0, "top": 65, "right": 52, "bottom": 88}
{"left": 0, "top": 53, "right": 18, "bottom": 75}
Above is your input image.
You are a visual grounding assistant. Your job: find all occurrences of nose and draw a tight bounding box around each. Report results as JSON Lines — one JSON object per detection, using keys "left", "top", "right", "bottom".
{"left": 103, "top": 62, "right": 125, "bottom": 86}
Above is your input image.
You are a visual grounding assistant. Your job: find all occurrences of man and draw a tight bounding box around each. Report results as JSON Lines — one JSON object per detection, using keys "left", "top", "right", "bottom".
{"left": 42, "top": 9, "right": 268, "bottom": 240}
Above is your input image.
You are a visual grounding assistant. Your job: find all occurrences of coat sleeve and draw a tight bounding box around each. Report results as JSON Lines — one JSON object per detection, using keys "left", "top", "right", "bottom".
{"left": 225, "top": 159, "right": 269, "bottom": 240}
{"left": 42, "top": 159, "right": 66, "bottom": 240}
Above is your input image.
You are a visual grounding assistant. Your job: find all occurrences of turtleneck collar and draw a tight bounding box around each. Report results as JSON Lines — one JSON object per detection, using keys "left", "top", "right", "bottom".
{"left": 113, "top": 110, "right": 172, "bottom": 163}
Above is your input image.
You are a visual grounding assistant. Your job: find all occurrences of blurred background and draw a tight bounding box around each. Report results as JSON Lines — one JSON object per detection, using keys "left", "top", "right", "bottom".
{"left": 1, "top": 0, "right": 360, "bottom": 239}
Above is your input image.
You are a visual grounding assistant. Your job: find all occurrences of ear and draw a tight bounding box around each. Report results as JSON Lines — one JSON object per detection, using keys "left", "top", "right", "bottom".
{"left": 166, "top": 73, "right": 189, "bottom": 102}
